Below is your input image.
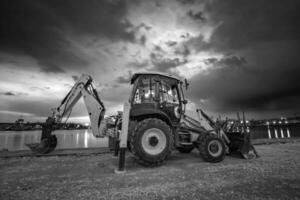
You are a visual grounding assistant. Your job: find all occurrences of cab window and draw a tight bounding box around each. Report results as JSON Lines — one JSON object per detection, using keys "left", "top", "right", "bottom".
{"left": 159, "top": 80, "right": 179, "bottom": 104}
{"left": 133, "top": 76, "right": 155, "bottom": 104}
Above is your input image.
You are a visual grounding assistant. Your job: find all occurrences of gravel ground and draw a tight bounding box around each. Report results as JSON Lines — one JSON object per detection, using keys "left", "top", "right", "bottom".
{"left": 0, "top": 142, "right": 300, "bottom": 200}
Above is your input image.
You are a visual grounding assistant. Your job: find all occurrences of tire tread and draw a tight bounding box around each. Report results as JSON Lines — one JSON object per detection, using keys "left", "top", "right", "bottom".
{"left": 130, "top": 118, "right": 173, "bottom": 167}
{"left": 198, "top": 132, "right": 226, "bottom": 163}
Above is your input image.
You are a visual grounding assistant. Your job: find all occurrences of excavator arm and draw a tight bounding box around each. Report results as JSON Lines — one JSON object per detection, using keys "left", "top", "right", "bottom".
{"left": 26, "top": 74, "right": 106, "bottom": 154}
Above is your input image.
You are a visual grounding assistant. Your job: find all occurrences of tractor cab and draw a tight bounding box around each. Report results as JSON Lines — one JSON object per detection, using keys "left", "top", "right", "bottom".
{"left": 129, "top": 73, "right": 186, "bottom": 125}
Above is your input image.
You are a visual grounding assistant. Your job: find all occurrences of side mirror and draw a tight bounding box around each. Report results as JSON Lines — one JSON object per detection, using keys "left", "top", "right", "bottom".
{"left": 184, "top": 79, "right": 189, "bottom": 90}
{"left": 182, "top": 100, "right": 188, "bottom": 105}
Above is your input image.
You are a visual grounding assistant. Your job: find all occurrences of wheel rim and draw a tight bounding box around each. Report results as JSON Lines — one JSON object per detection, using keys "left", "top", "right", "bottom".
{"left": 207, "top": 140, "right": 222, "bottom": 157}
{"left": 141, "top": 128, "right": 167, "bottom": 155}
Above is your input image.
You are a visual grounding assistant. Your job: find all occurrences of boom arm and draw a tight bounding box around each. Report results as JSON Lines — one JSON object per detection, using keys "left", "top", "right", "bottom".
{"left": 52, "top": 74, "right": 106, "bottom": 138}
{"left": 197, "top": 109, "right": 230, "bottom": 144}
{"left": 26, "top": 74, "right": 107, "bottom": 154}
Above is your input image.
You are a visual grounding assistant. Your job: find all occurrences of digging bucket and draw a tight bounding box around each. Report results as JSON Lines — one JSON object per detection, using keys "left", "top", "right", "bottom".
{"left": 26, "top": 117, "right": 57, "bottom": 154}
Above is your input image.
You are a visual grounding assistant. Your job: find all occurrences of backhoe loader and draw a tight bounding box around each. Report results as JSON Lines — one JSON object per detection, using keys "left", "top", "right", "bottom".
{"left": 27, "top": 73, "right": 258, "bottom": 171}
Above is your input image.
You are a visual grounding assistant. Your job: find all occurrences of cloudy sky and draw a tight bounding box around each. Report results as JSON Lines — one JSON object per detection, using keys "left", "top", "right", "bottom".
{"left": 0, "top": 0, "right": 299, "bottom": 123}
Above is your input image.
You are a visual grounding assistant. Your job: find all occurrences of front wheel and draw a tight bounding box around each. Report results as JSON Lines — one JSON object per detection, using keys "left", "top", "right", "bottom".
{"left": 198, "top": 132, "right": 226, "bottom": 163}
{"left": 130, "top": 118, "right": 173, "bottom": 166}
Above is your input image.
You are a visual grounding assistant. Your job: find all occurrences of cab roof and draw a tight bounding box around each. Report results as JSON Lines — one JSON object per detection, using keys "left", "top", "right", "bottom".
{"left": 130, "top": 72, "right": 181, "bottom": 84}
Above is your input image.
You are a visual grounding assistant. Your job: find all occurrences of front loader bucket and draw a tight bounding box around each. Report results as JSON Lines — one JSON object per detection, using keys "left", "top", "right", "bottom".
{"left": 226, "top": 131, "right": 258, "bottom": 159}
{"left": 26, "top": 117, "right": 57, "bottom": 154}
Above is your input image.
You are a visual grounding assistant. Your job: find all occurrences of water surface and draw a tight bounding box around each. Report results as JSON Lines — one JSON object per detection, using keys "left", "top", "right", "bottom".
{"left": 0, "top": 129, "right": 107, "bottom": 151}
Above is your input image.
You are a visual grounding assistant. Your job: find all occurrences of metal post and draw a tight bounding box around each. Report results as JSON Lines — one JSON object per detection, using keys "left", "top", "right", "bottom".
{"left": 117, "top": 148, "right": 126, "bottom": 172}
{"left": 242, "top": 112, "right": 247, "bottom": 132}
{"left": 115, "top": 102, "right": 130, "bottom": 174}
{"left": 267, "top": 126, "right": 271, "bottom": 139}
{"left": 113, "top": 140, "right": 119, "bottom": 157}
{"left": 280, "top": 128, "right": 284, "bottom": 138}
{"left": 287, "top": 128, "right": 291, "bottom": 138}
{"left": 274, "top": 128, "right": 278, "bottom": 138}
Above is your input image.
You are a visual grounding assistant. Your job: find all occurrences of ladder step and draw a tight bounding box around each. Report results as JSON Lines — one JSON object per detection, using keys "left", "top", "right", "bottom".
{"left": 180, "top": 142, "right": 193, "bottom": 145}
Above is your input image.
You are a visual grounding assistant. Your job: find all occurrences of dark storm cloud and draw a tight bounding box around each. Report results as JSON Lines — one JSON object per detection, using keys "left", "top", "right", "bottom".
{"left": 128, "top": 59, "right": 149, "bottom": 69}
{"left": 72, "top": 75, "right": 79, "bottom": 82}
{"left": 188, "top": 53, "right": 300, "bottom": 113}
{"left": 140, "top": 35, "right": 147, "bottom": 46}
{"left": 153, "top": 45, "right": 165, "bottom": 53}
{"left": 99, "top": 84, "right": 131, "bottom": 105}
{"left": 180, "top": 34, "right": 210, "bottom": 53}
{"left": 175, "top": 45, "right": 191, "bottom": 57}
{"left": 1, "top": 92, "right": 15, "bottom": 96}
{"left": 177, "top": 0, "right": 197, "bottom": 5}
{"left": 165, "top": 41, "right": 178, "bottom": 47}
{"left": 150, "top": 44, "right": 188, "bottom": 73}
{"left": 0, "top": 91, "right": 29, "bottom": 96}
{"left": 184, "top": 0, "right": 300, "bottom": 116}
{"left": 116, "top": 71, "right": 133, "bottom": 84}
{"left": 116, "top": 76, "right": 131, "bottom": 84}
{"left": 44, "top": 1, "right": 135, "bottom": 40}
{"left": 204, "top": 58, "right": 218, "bottom": 65}
{"left": 135, "top": 22, "right": 152, "bottom": 31}
{"left": 206, "top": 0, "right": 300, "bottom": 51}
{"left": 187, "top": 10, "right": 206, "bottom": 22}
{"left": 150, "top": 53, "right": 187, "bottom": 73}
{"left": 204, "top": 56, "right": 247, "bottom": 68}
{"left": 0, "top": 0, "right": 135, "bottom": 72}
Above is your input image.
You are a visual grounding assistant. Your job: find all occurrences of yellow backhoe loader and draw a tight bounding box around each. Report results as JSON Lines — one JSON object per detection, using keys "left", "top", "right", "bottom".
{"left": 27, "top": 73, "right": 258, "bottom": 172}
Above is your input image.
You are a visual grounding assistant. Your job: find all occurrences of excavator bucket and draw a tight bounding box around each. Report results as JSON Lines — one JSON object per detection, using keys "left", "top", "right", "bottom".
{"left": 26, "top": 135, "right": 57, "bottom": 154}
{"left": 226, "top": 131, "right": 258, "bottom": 159}
{"left": 26, "top": 117, "right": 58, "bottom": 154}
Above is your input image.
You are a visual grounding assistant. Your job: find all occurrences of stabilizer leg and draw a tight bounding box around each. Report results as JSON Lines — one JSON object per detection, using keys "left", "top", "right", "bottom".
{"left": 115, "top": 148, "right": 126, "bottom": 174}
{"left": 113, "top": 140, "right": 120, "bottom": 157}
{"left": 114, "top": 102, "right": 130, "bottom": 174}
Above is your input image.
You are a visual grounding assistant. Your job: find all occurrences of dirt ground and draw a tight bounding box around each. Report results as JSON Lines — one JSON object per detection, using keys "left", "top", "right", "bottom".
{"left": 1, "top": 142, "right": 300, "bottom": 200}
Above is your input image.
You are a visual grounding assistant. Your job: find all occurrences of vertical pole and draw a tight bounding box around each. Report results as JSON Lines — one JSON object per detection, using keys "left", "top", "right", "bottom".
{"left": 117, "top": 148, "right": 126, "bottom": 172}
{"left": 242, "top": 112, "right": 247, "bottom": 132}
{"left": 267, "top": 125, "right": 271, "bottom": 139}
{"left": 274, "top": 128, "right": 278, "bottom": 139}
{"left": 287, "top": 128, "right": 291, "bottom": 138}
{"left": 280, "top": 128, "right": 284, "bottom": 138}
{"left": 115, "top": 102, "right": 131, "bottom": 174}
{"left": 113, "top": 140, "right": 119, "bottom": 157}
{"left": 237, "top": 112, "right": 241, "bottom": 132}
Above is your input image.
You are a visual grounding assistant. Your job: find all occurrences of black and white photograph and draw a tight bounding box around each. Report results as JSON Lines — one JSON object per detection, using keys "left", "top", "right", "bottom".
{"left": 0, "top": 0, "right": 299, "bottom": 199}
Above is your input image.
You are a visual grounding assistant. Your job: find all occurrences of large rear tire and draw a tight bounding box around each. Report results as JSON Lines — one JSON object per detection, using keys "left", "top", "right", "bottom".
{"left": 130, "top": 118, "right": 173, "bottom": 167}
{"left": 198, "top": 132, "right": 226, "bottom": 163}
